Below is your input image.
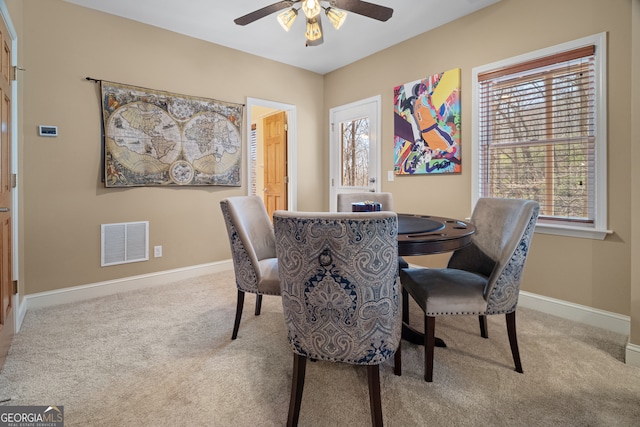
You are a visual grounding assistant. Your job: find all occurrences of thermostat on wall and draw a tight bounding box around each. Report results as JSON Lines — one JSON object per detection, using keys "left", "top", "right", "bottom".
{"left": 39, "top": 125, "right": 58, "bottom": 137}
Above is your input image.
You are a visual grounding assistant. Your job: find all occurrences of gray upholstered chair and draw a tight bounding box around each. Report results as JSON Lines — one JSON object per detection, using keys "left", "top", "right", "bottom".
{"left": 336, "top": 192, "right": 395, "bottom": 212}
{"left": 400, "top": 198, "right": 539, "bottom": 382}
{"left": 220, "top": 196, "right": 280, "bottom": 340}
{"left": 273, "top": 211, "right": 402, "bottom": 427}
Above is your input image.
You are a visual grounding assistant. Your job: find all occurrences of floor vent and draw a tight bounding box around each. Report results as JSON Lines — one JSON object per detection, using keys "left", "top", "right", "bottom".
{"left": 101, "top": 221, "right": 149, "bottom": 267}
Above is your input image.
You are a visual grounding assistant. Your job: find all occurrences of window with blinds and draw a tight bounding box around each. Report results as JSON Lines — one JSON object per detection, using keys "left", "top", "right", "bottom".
{"left": 472, "top": 33, "right": 607, "bottom": 238}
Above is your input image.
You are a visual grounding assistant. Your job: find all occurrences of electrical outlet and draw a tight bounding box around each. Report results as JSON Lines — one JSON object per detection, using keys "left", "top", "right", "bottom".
{"left": 154, "top": 246, "right": 163, "bottom": 258}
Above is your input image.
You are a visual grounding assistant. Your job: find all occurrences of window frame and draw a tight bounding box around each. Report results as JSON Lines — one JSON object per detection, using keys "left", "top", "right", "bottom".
{"left": 471, "top": 32, "right": 610, "bottom": 240}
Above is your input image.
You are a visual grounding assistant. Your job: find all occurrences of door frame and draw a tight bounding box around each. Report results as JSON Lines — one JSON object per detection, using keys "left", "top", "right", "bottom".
{"left": 329, "top": 95, "right": 382, "bottom": 211}
{"left": 246, "top": 97, "right": 297, "bottom": 212}
{"left": 0, "top": 0, "right": 17, "bottom": 344}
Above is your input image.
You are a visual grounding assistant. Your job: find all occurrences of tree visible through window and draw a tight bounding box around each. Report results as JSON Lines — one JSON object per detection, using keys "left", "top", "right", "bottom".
{"left": 341, "top": 117, "right": 370, "bottom": 187}
{"left": 477, "top": 45, "right": 599, "bottom": 225}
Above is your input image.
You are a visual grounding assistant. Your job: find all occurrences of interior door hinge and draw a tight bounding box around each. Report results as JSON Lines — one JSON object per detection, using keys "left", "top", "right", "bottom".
{"left": 11, "top": 66, "right": 25, "bottom": 82}
{"left": 12, "top": 280, "right": 17, "bottom": 294}
{"left": 284, "top": 123, "right": 288, "bottom": 131}
{"left": 11, "top": 173, "right": 16, "bottom": 188}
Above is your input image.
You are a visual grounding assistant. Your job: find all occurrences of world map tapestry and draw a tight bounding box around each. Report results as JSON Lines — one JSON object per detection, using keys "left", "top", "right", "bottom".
{"left": 393, "top": 68, "right": 461, "bottom": 175}
{"left": 101, "top": 81, "right": 243, "bottom": 187}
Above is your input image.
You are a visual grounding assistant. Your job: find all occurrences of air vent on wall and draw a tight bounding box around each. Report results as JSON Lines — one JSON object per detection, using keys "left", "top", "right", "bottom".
{"left": 101, "top": 221, "right": 149, "bottom": 267}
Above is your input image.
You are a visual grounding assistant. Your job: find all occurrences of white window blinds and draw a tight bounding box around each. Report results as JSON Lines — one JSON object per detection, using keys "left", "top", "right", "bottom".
{"left": 477, "top": 46, "right": 597, "bottom": 224}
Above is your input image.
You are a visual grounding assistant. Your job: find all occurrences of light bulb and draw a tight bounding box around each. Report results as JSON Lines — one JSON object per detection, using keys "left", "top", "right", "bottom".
{"left": 301, "top": 0, "right": 321, "bottom": 19}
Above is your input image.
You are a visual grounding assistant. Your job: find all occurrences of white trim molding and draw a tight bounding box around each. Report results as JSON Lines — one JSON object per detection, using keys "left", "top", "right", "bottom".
{"left": 519, "top": 290, "right": 630, "bottom": 336}
{"left": 626, "top": 342, "right": 640, "bottom": 368}
{"left": 17, "top": 261, "right": 234, "bottom": 331}
{"left": 16, "top": 261, "right": 639, "bottom": 368}
{"left": 519, "top": 290, "right": 640, "bottom": 368}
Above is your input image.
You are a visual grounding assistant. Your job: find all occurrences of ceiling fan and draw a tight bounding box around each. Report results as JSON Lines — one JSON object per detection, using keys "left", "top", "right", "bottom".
{"left": 234, "top": 0, "right": 393, "bottom": 46}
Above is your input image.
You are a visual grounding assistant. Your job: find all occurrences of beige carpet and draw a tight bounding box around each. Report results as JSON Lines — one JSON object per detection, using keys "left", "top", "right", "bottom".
{"left": 1, "top": 269, "right": 639, "bottom": 426}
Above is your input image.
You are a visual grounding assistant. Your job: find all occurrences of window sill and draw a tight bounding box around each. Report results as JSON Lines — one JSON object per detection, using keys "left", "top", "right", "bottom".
{"left": 534, "top": 222, "right": 612, "bottom": 240}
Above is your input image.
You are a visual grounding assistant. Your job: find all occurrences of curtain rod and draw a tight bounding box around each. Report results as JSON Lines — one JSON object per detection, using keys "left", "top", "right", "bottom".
{"left": 84, "top": 77, "right": 245, "bottom": 107}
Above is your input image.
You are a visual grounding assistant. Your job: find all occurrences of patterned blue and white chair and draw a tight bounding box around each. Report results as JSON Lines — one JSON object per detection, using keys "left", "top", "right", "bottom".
{"left": 337, "top": 192, "right": 409, "bottom": 272}
{"left": 400, "top": 198, "right": 539, "bottom": 382}
{"left": 220, "top": 196, "right": 280, "bottom": 340}
{"left": 273, "top": 211, "right": 402, "bottom": 427}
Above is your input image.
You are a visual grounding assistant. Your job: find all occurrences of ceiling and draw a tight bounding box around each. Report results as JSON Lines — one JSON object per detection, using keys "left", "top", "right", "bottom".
{"left": 63, "top": 0, "right": 500, "bottom": 75}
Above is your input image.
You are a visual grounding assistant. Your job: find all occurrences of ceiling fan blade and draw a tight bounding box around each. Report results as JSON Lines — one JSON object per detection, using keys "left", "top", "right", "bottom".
{"left": 331, "top": 0, "right": 393, "bottom": 22}
{"left": 234, "top": 1, "right": 296, "bottom": 26}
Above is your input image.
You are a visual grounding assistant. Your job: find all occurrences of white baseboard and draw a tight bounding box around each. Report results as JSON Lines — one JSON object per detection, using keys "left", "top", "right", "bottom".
{"left": 626, "top": 342, "right": 640, "bottom": 368}
{"left": 519, "top": 290, "right": 640, "bottom": 368}
{"left": 518, "top": 290, "right": 630, "bottom": 336}
{"left": 14, "top": 262, "right": 640, "bottom": 368}
{"left": 15, "top": 293, "right": 27, "bottom": 333}
{"left": 16, "top": 260, "right": 234, "bottom": 331}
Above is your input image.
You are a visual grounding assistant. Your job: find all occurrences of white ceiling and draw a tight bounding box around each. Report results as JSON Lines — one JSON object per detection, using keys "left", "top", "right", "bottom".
{"left": 64, "top": 0, "right": 500, "bottom": 75}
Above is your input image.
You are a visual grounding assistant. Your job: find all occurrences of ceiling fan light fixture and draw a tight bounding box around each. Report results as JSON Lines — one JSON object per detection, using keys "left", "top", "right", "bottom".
{"left": 301, "top": 0, "right": 321, "bottom": 19}
{"left": 234, "top": 0, "right": 393, "bottom": 47}
{"left": 305, "top": 17, "right": 322, "bottom": 41}
{"left": 325, "top": 7, "right": 347, "bottom": 30}
{"left": 277, "top": 8, "right": 298, "bottom": 31}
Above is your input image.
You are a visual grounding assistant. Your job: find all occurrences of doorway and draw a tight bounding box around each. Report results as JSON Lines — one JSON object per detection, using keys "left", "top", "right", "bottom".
{"left": 329, "top": 95, "right": 382, "bottom": 211}
{"left": 246, "top": 98, "right": 297, "bottom": 215}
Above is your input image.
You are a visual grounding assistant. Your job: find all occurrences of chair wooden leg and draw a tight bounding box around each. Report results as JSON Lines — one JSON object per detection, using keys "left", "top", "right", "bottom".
{"left": 479, "top": 315, "right": 488, "bottom": 338}
{"left": 506, "top": 311, "right": 523, "bottom": 374}
{"left": 424, "top": 315, "right": 435, "bottom": 382}
{"left": 402, "top": 287, "right": 409, "bottom": 323}
{"left": 287, "top": 353, "right": 307, "bottom": 427}
{"left": 255, "top": 294, "right": 263, "bottom": 316}
{"left": 231, "top": 290, "right": 245, "bottom": 340}
{"left": 367, "top": 365, "right": 383, "bottom": 427}
{"left": 394, "top": 342, "right": 402, "bottom": 376}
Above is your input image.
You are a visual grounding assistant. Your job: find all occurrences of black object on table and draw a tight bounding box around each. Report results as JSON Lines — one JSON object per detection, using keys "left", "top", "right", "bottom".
{"left": 351, "top": 201, "right": 382, "bottom": 212}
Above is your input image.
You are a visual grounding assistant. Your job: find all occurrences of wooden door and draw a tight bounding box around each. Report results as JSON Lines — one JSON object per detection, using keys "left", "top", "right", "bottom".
{"left": 0, "top": 14, "right": 12, "bottom": 372}
{"left": 263, "top": 112, "right": 287, "bottom": 219}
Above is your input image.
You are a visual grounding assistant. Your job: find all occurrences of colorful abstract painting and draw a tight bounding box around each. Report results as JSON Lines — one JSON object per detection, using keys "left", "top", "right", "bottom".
{"left": 393, "top": 68, "right": 461, "bottom": 175}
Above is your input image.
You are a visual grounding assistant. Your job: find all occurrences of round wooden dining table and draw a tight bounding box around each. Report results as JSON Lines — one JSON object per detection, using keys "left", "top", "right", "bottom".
{"left": 397, "top": 213, "right": 476, "bottom": 346}
{"left": 397, "top": 213, "right": 475, "bottom": 257}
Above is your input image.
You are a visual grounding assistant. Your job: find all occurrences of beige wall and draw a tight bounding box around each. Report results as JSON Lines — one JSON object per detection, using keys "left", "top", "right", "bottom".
{"left": 5, "top": 0, "right": 639, "bottom": 347}
{"left": 325, "top": 0, "right": 635, "bottom": 320}
{"left": 8, "top": 0, "right": 325, "bottom": 296}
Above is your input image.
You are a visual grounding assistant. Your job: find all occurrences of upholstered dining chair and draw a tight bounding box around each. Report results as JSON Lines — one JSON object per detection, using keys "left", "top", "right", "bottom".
{"left": 273, "top": 211, "right": 402, "bottom": 427}
{"left": 220, "top": 196, "right": 280, "bottom": 340}
{"left": 337, "top": 192, "right": 409, "bottom": 270}
{"left": 400, "top": 198, "right": 539, "bottom": 382}
{"left": 336, "top": 191, "right": 395, "bottom": 212}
